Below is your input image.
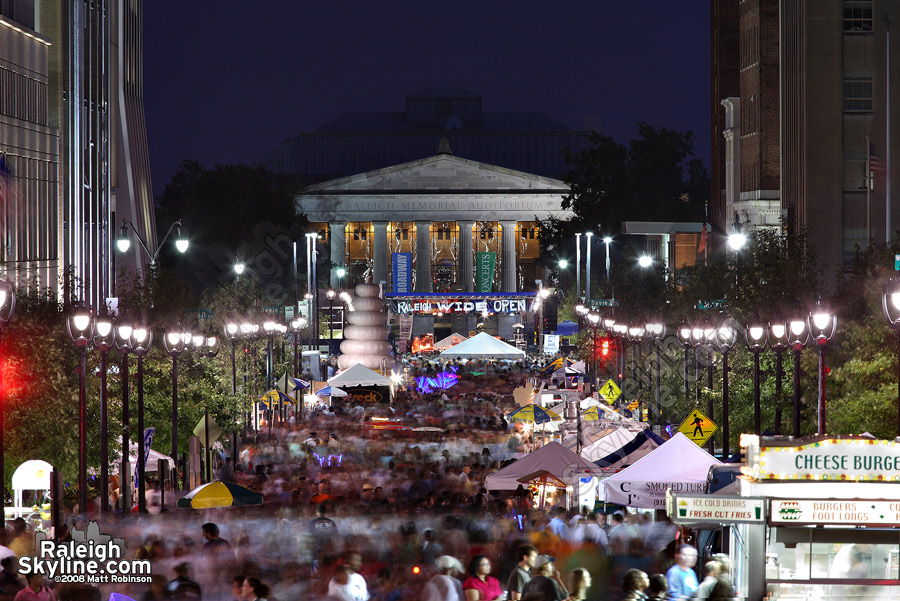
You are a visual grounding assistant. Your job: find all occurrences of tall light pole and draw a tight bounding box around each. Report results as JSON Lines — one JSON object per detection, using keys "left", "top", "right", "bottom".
{"left": 769, "top": 320, "right": 789, "bottom": 435}
{"left": 131, "top": 325, "right": 152, "bottom": 513}
{"left": 587, "top": 312, "right": 600, "bottom": 391}
{"left": 164, "top": 327, "right": 190, "bottom": 486}
{"left": 714, "top": 321, "right": 737, "bottom": 457}
{"left": 628, "top": 326, "right": 646, "bottom": 421}
{"left": 201, "top": 336, "right": 220, "bottom": 482}
{"left": 0, "top": 280, "right": 15, "bottom": 518}
{"left": 677, "top": 320, "right": 692, "bottom": 400}
{"left": 646, "top": 322, "right": 665, "bottom": 430}
{"left": 326, "top": 289, "right": 336, "bottom": 357}
{"left": 575, "top": 233, "right": 582, "bottom": 300}
{"left": 809, "top": 302, "right": 837, "bottom": 435}
{"left": 745, "top": 317, "right": 768, "bottom": 436}
{"left": 585, "top": 232, "right": 593, "bottom": 301}
{"left": 701, "top": 320, "right": 717, "bottom": 456}
{"left": 884, "top": 280, "right": 900, "bottom": 436}
{"left": 603, "top": 236, "right": 612, "bottom": 286}
{"left": 115, "top": 322, "right": 134, "bottom": 513}
{"left": 224, "top": 322, "right": 240, "bottom": 471}
{"left": 788, "top": 316, "right": 809, "bottom": 437}
{"left": 116, "top": 219, "right": 189, "bottom": 267}
{"left": 67, "top": 305, "right": 93, "bottom": 515}
{"left": 93, "top": 312, "right": 114, "bottom": 513}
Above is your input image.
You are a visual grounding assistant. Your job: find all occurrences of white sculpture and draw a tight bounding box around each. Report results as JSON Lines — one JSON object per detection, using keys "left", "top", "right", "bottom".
{"left": 337, "top": 283, "right": 392, "bottom": 371}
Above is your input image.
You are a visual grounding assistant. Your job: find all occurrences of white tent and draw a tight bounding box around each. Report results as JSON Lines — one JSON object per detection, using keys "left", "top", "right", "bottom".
{"left": 12, "top": 460, "right": 52, "bottom": 514}
{"left": 439, "top": 331, "right": 525, "bottom": 360}
{"left": 602, "top": 432, "right": 720, "bottom": 508}
{"left": 433, "top": 333, "right": 468, "bottom": 350}
{"left": 485, "top": 441, "right": 600, "bottom": 491}
{"left": 328, "top": 362, "right": 392, "bottom": 387}
{"left": 108, "top": 441, "right": 176, "bottom": 472}
{"left": 563, "top": 426, "right": 663, "bottom": 467}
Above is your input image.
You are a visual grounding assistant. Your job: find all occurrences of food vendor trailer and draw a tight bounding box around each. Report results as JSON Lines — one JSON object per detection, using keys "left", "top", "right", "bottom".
{"left": 674, "top": 435, "right": 900, "bottom": 600}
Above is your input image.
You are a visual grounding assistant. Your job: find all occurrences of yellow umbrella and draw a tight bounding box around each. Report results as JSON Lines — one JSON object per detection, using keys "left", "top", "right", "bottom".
{"left": 176, "top": 481, "right": 263, "bottom": 509}
{"left": 507, "top": 403, "right": 562, "bottom": 424}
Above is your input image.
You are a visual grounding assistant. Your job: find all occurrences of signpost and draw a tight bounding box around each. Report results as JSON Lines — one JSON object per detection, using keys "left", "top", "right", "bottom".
{"left": 598, "top": 379, "right": 621, "bottom": 404}
{"left": 196, "top": 308, "right": 213, "bottom": 321}
{"left": 669, "top": 493, "right": 766, "bottom": 524}
{"left": 677, "top": 408, "right": 718, "bottom": 447}
{"left": 587, "top": 299, "right": 619, "bottom": 310}
{"left": 697, "top": 299, "right": 725, "bottom": 310}
{"left": 895, "top": 254, "right": 900, "bottom": 271}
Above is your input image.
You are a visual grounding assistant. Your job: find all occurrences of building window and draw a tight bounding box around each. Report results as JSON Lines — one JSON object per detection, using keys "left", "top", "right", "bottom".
{"left": 843, "top": 1, "right": 873, "bottom": 33}
{"left": 353, "top": 228, "right": 368, "bottom": 240}
{"left": 843, "top": 71, "right": 873, "bottom": 112}
{"left": 394, "top": 228, "right": 408, "bottom": 240}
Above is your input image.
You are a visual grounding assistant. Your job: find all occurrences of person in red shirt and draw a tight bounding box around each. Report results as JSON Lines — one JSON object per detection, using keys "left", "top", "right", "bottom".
{"left": 462, "top": 555, "right": 503, "bottom": 601}
{"left": 14, "top": 574, "right": 55, "bottom": 601}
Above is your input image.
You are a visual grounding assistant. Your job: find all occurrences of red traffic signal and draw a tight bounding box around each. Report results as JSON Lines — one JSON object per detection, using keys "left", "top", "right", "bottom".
{"left": 601, "top": 339, "right": 610, "bottom": 356}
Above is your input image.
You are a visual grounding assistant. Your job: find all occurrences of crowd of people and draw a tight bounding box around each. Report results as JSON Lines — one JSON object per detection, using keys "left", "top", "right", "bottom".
{"left": 4, "top": 359, "right": 733, "bottom": 601}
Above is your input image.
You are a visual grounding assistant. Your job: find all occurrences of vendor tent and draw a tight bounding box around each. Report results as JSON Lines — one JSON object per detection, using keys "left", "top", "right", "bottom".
{"left": 602, "top": 433, "right": 720, "bottom": 508}
{"left": 12, "top": 460, "right": 52, "bottom": 513}
{"left": 328, "top": 363, "right": 392, "bottom": 387}
{"left": 562, "top": 426, "right": 664, "bottom": 467}
{"left": 484, "top": 441, "right": 599, "bottom": 491}
{"left": 554, "top": 320, "right": 579, "bottom": 336}
{"left": 440, "top": 332, "right": 525, "bottom": 360}
{"left": 433, "top": 333, "right": 467, "bottom": 350}
{"left": 121, "top": 441, "right": 175, "bottom": 472}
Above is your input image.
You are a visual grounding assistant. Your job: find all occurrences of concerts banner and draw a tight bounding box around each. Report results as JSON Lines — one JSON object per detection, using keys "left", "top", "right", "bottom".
{"left": 392, "top": 253, "right": 412, "bottom": 293}
{"left": 476, "top": 252, "right": 496, "bottom": 293}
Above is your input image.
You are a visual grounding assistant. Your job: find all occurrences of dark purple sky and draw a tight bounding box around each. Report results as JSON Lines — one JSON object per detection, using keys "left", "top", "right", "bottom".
{"left": 144, "top": 1, "right": 710, "bottom": 195}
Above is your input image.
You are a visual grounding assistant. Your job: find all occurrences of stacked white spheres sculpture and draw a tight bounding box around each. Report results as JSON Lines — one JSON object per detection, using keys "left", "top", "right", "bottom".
{"left": 338, "top": 284, "right": 392, "bottom": 370}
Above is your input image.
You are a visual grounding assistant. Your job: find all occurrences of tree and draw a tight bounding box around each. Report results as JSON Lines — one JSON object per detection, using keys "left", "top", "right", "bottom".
{"left": 155, "top": 161, "right": 308, "bottom": 293}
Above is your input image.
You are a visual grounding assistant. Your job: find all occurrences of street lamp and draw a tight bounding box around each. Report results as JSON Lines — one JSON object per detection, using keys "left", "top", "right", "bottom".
{"left": 612, "top": 323, "right": 629, "bottom": 392}
{"left": 627, "top": 326, "right": 646, "bottom": 421}
{"left": 677, "top": 320, "right": 693, "bottom": 399}
{"left": 587, "top": 312, "right": 600, "bottom": 390}
{"left": 646, "top": 322, "right": 665, "bottom": 430}
{"left": 575, "top": 233, "right": 582, "bottom": 300}
{"left": 0, "top": 280, "right": 15, "bottom": 517}
{"left": 115, "top": 322, "right": 134, "bottom": 512}
{"left": 66, "top": 305, "right": 93, "bottom": 515}
{"left": 234, "top": 260, "right": 246, "bottom": 276}
{"left": 584, "top": 233, "right": 593, "bottom": 302}
{"left": 701, "top": 320, "right": 717, "bottom": 456}
{"left": 808, "top": 302, "right": 837, "bottom": 435}
{"left": 201, "top": 336, "right": 220, "bottom": 482}
{"left": 116, "top": 219, "right": 189, "bottom": 266}
{"left": 164, "top": 327, "right": 190, "bottom": 485}
{"left": 224, "top": 322, "right": 240, "bottom": 471}
{"left": 638, "top": 255, "right": 653, "bottom": 268}
{"left": 714, "top": 320, "right": 738, "bottom": 457}
{"left": 603, "top": 237, "right": 613, "bottom": 284}
{"left": 769, "top": 319, "right": 790, "bottom": 435}
{"left": 131, "top": 325, "right": 152, "bottom": 513}
{"left": 745, "top": 316, "right": 769, "bottom": 435}
{"left": 885, "top": 280, "right": 900, "bottom": 436}
{"left": 788, "top": 316, "right": 809, "bottom": 437}
{"left": 326, "top": 289, "right": 336, "bottom": 357}
{"left": 92, "top": 312, "right": 115, "bottom": 513}
{"left": 727, "top": 232, "right": 747, "bottom": 251}
{"left": 336, "top": 267, "right": 346, "bottom": 290}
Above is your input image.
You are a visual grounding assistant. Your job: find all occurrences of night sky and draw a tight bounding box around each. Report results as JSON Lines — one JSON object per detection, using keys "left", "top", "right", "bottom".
{"left": 143, "top": 1, "right": 710, "bottom": 196}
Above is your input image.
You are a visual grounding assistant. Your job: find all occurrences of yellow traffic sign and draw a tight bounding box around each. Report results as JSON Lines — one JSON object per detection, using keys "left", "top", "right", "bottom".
{"left": 627, "top": 400, "right": 639, "bottom": 411}
{"left": 678, "top": 408, "right": 718, "bottom": 447}
{"left": 599, "top": 379, "right": 621, "bottom": 404}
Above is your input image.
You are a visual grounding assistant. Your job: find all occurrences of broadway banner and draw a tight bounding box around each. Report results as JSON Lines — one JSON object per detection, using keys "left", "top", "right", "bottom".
{"left": 475, "top": 252, "right": 496, "bottom": 293}
{"left": 392, "top": 252, "right": 412, "bottom": 293}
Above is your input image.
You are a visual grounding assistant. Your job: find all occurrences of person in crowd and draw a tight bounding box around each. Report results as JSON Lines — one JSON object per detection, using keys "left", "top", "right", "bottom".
{"left": 645, "top": 574, "right": 667, "bottom": 601}
{"left": 708, "top": 554, "right": 734, "bottom": 601}
{"left": 521, "top": 555, "right": 568, "bottom": 601}
{"left": 691, "top": 561, "right": 720, "bottom": 601}
{"left": 327, "top": 551, "right": 369, "bottom": 601}
{"left": 505, "top": 544, "right": 537, "bottom": 600}
{"left": 546, "top": 507, "right": 567, "bottom": 538}
{"left": 0, "top": 557, "right": 24, "bottom": 600}
{"left": 422, "top": 555, "right": 465, "bottom": 601}
{"left": 665, "top": 545, "right": 699, "bottom": 600}
{"left": 139, "top": 574, "right": 168, "bottom": 601}
{"left": 201, "top": 522, "right": 233, "bottom": 557}
{"left": 12, "top": 574, "right": 54, "bottom": 601}
{"left": 620, "top": 569, "right": 649, "bottom": 601}
{"left": 462, "top": 555, "right": 504, "bottom": 601}
{"left": 241, "top": 577, "right": 270, "bottom": 601}
{"left": 564, "top": 568, "right": 591, "bottom": 601}
{"left": 230, "top": 576, "right": 247, "bottom": 601}
{"left": 420, "top": 528, "right": 444, "bottom": 566}
{"left": 166, "top": 562, "right": 202, "bottom": 601}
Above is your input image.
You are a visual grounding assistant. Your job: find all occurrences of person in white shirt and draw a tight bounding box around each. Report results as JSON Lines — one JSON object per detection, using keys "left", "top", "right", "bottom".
{"left": 327, "top": 551, "right": 368, "bottom": 601}
{"left": 422, "top": 555, "right": 464, "bottom": 601}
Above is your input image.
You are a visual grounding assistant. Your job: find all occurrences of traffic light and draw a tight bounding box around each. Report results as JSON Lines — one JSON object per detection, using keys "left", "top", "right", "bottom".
{"left": 543, "top": 296, "right": 558, "bottom": 332}
{"left": 601, "top": 339, "right": 610, "bottom": 357}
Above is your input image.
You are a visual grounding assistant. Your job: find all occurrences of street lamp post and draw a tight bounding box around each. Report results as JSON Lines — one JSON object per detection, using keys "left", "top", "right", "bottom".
{"left": 883, "top": 280, "right": 900, "bottom": 436}
{"left": 714, "top": 321, "right": 737, "bottom": 457}
{"left": 575, "top": 233, "right": 582, "bottom": 300}
{"left": 164, "top": 327, "right": 190, "bottom": 487}
{"left": 116, "top": 219, "right": 189, "bottom": 267}
{"left": 602, "top": 316, "right": 616, "bottom": 392}
{"left": 0, "top": 280, "right": 15, "bottom": 518}
{"left": 131, "top": 326, "right": 152, "bottom": 513}
{"left": 808, "top": 302, "right": 837, "bottom": 435}
{"left": 646, "top": 322, "right": 665, "bottom": 430}
{"left": 690, "top": 324, "right": 704, "bottom": 407}
{"left": 769, "top": 320, "right": 789, "bottom": 435}
{"left": 587, "top": 312, "right": 600, "bottom": 391}
{"left": 67, "top": 306, "right": 93, "bottom": 515}
{"left": 585, "top": 233, "right": 593, "bottom": 302}
{"left": 788, "top": 317, "right": 809, "bottom": 437}
{"left": 701, "top": 320, "right": 717, "bottom": 456}
{"left": 627, "top": 326, "right": 646, "bottom": 421}
{"left": 613, "top": 323, "right": 628, "bottom": 394}
{"left": 201, "top": 336, "right": 220, "bottom": 482}
{"left": 115, "top": 322, "right": 134, "bottom": 513}
{"left": 93, "top": 312, "right": 115, "bottom": 513}
{"left": 603, "top": 237, "right": 612, "bottom": 285}
{"left": 263, "top": 320, "right": 277, "bottom": 437}
{"left": 745, "top": 317, "right": 769, "bottom": 436}
{"left": 224, "top": 322, "right": 240, "bottom": 472}
{"left": 326, "top": 289, "right": 336, "bottom": 357}
{"left": 677, "top": 320, "right": 692, "bottom": 400}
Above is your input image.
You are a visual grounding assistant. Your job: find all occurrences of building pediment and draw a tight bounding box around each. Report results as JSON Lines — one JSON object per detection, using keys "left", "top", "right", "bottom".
{"left": 304, "top": 154, "right": 568, "bottom": 193}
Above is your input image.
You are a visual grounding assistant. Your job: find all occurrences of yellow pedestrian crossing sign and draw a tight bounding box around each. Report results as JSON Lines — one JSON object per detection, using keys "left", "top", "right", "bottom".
{"left": 678, "top": 408, "right": 718, "bottom": 447}
{"left": 599, "top": 379, "right": 621, "bottom": 404}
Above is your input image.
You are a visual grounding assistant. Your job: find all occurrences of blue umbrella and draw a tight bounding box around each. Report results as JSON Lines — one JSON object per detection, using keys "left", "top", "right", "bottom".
{"left": 315, "top": 386, "right": 348, "bottom": 397}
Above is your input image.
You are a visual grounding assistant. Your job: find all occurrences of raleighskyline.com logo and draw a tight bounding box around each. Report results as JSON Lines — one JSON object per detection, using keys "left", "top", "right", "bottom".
{"left": 18, "top": 522, "right": 151, "bottom": 584}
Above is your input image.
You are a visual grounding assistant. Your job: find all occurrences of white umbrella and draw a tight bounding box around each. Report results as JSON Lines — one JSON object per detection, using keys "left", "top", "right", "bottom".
{"left": 315, "top": 386, "right": 348, "bottom": 397}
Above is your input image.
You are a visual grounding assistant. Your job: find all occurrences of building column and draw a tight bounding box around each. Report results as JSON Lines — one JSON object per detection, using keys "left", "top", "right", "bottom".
{"left": 500, "top": 220, "right": 518, "bottom": 292}
{"left": 329, "top": 222, "right": 347, "bottom": 289}
{"left": 458, "top": 220, "right": 475, "bottom": 292}
{"left": 372, "top": 221, "right": 389, "bottom": 287}
{"left": 415, "top": 220, "right": 432, "bottom": 292}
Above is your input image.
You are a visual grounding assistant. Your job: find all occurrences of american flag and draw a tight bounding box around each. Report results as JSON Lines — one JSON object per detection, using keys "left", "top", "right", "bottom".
{"left": 871, "top": 153, "right": 886, "bottom": 174}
